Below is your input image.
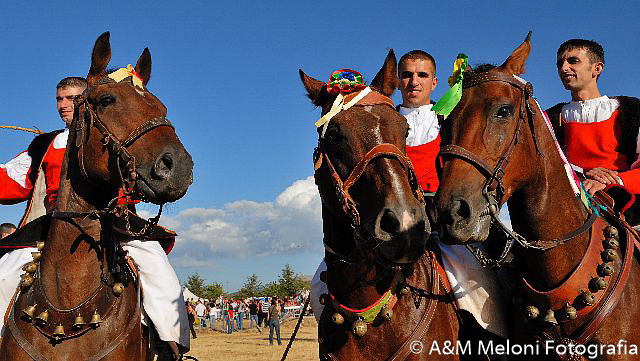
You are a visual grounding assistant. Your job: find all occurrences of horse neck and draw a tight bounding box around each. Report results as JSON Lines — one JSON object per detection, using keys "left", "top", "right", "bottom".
{"left": 40, "top": 136, "right": 116, "bottom": 309}
{"left": 508, "top": 111, "right": 590, "bottom": 290}
{"left": 322, "top": 205, "right": 400, "bottom": 309}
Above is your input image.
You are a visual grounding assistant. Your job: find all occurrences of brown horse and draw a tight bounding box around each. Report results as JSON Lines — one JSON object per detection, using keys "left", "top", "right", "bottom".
{"left": 436, "top": 33, "right": 640, "bottom": 360}
{"left": 301, "top": 51, "right": 461, "bottom": 361}
{"left": 0, "top": 32, "right": 193, "bottom": 360}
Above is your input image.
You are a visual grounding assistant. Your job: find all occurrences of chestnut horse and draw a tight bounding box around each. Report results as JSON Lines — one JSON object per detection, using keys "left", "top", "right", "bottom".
{"left": 436, "top": 33, "right": 640, "bottom": 360}
{"left": 301, "top": 51, "right": 461, "bottom": 361}
{"left": 0, "top": 32, "right": 193, "bottom": 360}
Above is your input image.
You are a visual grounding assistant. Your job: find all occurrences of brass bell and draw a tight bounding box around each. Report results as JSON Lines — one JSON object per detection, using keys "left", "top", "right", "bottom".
{"left": 604, "top": 238, "right": 619, "bottom": 250}
{"left": 89, "top": 310, "right": 102, "bottom": 326}
{"left": 22, "top": 262, "right": 38, "bottom": 274}
{"left": 22, "top": 304, "right": 37, "bottom": 320}
{"left": 579, "top": 291, "right": 596, "bottom": 306}
{"left": 20, "top": 274, "right": 34, "bottom": 288}
{"left": 31, "top": 252, "right": 41, "bottom": 262}
{"left": 598, "top": 263, "right": 615, "bottom": 276}
{"left": 35, "top": 309, "right": 49, "bottom": 324}
{"left": 541, "top": 309, "right": 558, "bottom": 327}
{"left": 604, "top": 226, "right": 619, "bottom": 239}
{"left": 602, "top": 249, "right": 619, "bottom": 262}
{"left": 73, "top": 314, "right": 86, "bottom": 329}
{"left": 524, "top": 305, "right": 539, "bottom": 320}
{"left": 380, "top": 306, "right": 393, "bottom": 321}
{"left": 400, "top": 286, "right": 410, "bottom": 296}
{"left": 53, "top": 324, "right": 65, "bottom": 339}
{"left": 562, "top": 302, "right": 577, "bottom": 320}
{"left": 319, "top": 293, "right": 328, "bottom": 305}
{"left": 590, "top": 276, "right": 608, "bottom": 291}
{"left": 112, "top": 282, "right": 124, "bottom": 296}
{"left": 319, "top": 271, "right": 327, "bottom": 283}
{"left": 352, "top": 318, "right": 367, "bottom": 337}
{"left": 331, "top": 313, "right": 344, "bottom": 325}
{"left": 37, "top": 241, "right": 45, "bottom": 251}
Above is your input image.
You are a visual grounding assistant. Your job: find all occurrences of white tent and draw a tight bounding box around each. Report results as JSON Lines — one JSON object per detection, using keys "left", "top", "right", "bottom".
{"left": 182, "top": 287, "right": 204, "bottom": 303}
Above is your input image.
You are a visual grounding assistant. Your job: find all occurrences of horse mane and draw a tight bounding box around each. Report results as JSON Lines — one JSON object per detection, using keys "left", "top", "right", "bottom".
{"left": 468, "top": 63, "right": 496, "bottom": 75}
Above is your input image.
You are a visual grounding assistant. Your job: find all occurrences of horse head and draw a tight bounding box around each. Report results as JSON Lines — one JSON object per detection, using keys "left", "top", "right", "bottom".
{"left": 300, "top": 50, "right": 428, "bottom": 265}
{"left": 436, "top": 33, "right": 541, "bottom": 245}
{"left": 74, "top": 32, "right": 193, "bottom": 204}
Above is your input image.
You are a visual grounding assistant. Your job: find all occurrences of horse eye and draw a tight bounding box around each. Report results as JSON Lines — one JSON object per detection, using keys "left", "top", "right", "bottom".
{"left": 98, "top": 95, "right": 115, "bottom": 107}
{"left": 496, "top": 105, "right": 513, "bottom": 118}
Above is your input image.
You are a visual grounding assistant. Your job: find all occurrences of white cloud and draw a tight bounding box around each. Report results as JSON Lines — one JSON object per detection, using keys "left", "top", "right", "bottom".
{"left": 162, "top": 176, "right": 323, "bottom": 266}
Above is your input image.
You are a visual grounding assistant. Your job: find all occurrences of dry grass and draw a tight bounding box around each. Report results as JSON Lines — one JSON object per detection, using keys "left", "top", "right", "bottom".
{"left": 185, "top": 317, "right": 319, "bottom": 361}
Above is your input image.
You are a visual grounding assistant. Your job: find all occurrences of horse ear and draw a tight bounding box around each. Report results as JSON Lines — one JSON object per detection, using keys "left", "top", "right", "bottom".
{"left": 299, "top": 69, "right": 329, "bottom": 107}
{"left": 135, "top": 48, "right": 152, "bottom": 86}
{"left": 370, "top": 49, "right": 397, "bottom": 97}
{"left": 499, "top": 32, "right": 532, "bottom": 75}
{"left": 88, "top": 32, "right": 112, "bottom": 84}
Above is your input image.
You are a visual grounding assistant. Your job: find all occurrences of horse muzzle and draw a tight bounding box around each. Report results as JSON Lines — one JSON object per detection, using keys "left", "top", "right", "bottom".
{"left": 436, "top": 193, "right": 491, "bottom": 245}
{"left": 136, "top": 143, "right": 193, "bottom": 203}
{"left": 372, "top": 204, "right": 429, "bottom": 264}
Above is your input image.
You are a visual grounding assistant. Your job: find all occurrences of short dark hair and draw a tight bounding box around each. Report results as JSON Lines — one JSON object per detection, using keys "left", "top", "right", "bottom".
{"left": 0, "top": 223, "right": 16, "bottom": 236}
{"left": 398, "top": 50, "right": 437, "bottom": 74}
{"left": 56, "top": 77, "right": 87, "bottom": 90}
{"left": 557, "top": 39, "right": 605, "bottom": 65}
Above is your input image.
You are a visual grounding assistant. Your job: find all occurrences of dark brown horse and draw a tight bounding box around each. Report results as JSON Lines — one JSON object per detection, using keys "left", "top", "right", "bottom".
{"left": 0, "top": 32, "right": 193, "bottom": 360}
{"left": 436, "top": 34, "right": 640, "bottom": 360}
{"left": 301, "top": 51, "right": 461, "bottom": 361}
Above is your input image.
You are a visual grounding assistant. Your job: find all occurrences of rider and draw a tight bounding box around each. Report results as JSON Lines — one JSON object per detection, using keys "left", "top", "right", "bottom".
{"left": 310, "top": 51, "right": 509, "bottom": 341}
{"left": 546, "top": 39, "right": 640, "bottom": 218}
{"left": 0, "top": 77, "right": 189, "bottom": 359}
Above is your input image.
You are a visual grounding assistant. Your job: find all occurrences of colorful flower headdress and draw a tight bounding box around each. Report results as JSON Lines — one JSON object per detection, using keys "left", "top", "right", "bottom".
{"left": 108, "top": 64, "right": 144, "bottom": 90}
{"left": 315, "top": 69, "right": 370, "bottom": 137}
{"left": 327, "top": 69, "right": 366, "bottom": 94}
{"left": 433, "top": 54, "right": 469, "bottom": 119}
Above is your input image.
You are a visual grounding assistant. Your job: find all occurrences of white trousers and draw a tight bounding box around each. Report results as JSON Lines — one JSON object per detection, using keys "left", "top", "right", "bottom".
{"left": 0, "top": 241, "right": 189, "bottom": 350}
{"left": 310, "top": 240, "right": 509, "bottom": 338}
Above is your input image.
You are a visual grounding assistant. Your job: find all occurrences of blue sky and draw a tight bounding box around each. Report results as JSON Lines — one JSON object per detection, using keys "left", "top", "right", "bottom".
{"left": 1, "top": 1, "right": 639, "bottom": 291}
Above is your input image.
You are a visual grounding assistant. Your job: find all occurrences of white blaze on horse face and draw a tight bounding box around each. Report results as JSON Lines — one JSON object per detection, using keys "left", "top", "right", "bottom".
{"left": 400, "top": 210, "right": 413, "bottom": 231}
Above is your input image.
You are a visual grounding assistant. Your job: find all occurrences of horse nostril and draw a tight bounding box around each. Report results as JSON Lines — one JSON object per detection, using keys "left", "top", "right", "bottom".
{"left": 451, "top": 199, "right": 471, "bottom": 220}
{"left": 379, "top": 209, "right": 401, "bottom": 236}
{"left": 152, "top": 152, "right": 174, "bottom": 180}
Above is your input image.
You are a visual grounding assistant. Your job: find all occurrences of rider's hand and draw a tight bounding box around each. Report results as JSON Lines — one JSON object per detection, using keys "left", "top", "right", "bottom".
{"left": 583, "top": 179, "right": 607, "bottom": 195}
{"left": 585, "top": 167, "right": 621, "bottom": 185}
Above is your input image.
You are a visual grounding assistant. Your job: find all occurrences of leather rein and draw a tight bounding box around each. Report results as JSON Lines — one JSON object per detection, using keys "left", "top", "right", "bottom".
{"left": 436, "top": 71, "right": 596, "bottom": 267}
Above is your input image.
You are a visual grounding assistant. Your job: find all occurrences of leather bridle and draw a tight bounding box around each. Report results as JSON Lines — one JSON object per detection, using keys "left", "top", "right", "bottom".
{"left": 436, "top": 71, "right": 597, "bottom": 267}
{"left": 74, "top": 76, "right": 174, "bottom": 199}
{"left": 313, "top": 89, "right": 425, "bottom": 261}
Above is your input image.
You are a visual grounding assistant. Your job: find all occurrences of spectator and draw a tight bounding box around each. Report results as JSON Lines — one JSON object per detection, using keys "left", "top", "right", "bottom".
{"left": 226, "top": 300, "right": 234, "bottom": 334}
{"left": 195, "top": 300, "right": 207, "bottom": 329}
{"left": 185, "top": 301, "right": 197, "bottom": 339}
{"left": 267, "top": 298, "right": 282, "bottom": 346}
{"left": 260, "top": 297, "right": 270, "bottom": 327}
{"left": 249, "top": 299, "right": 261, "bottom": 332}
{"left": 237, "top": 300, "right": 245, "bottom": 331}
{"left": 0, "top": 223, "right": 16, "bottom": 239}
{"left": 209, "top": 301, "right": 217, "bottom": 332}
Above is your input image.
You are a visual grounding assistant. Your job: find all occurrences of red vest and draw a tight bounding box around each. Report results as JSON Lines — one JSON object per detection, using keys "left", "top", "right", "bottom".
{"left": 406, "top": 134, "right": 441, "bottom": 193}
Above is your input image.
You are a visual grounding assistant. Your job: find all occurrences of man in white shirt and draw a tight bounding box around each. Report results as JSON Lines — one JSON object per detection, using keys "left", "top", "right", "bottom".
{"left": 195, "top": 300, "right": 207, "bottom": 329}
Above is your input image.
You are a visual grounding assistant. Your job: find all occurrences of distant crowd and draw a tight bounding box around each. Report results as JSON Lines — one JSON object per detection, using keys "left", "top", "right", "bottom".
{"left": 184, "top": 294, "right": 307, "bottom": 345}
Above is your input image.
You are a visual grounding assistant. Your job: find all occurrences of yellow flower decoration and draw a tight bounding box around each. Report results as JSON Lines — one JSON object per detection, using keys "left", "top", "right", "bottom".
{"left": 108, "top": 64, "right": 144, "bottom": 90}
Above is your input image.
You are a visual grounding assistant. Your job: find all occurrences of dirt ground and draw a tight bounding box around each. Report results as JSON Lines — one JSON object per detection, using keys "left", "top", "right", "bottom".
{"left": 185, "top": 317, "right": 319, "bottom": 361}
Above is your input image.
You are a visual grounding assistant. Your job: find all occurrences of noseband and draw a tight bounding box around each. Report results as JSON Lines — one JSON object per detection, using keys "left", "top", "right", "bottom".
{"left": 313, "top": 88, "right": 425, "bottom": 261}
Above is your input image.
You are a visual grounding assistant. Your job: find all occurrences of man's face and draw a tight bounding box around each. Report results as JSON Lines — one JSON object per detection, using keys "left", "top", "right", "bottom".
{"left": 398, "top": 58, "right": 438, "bottom": 108}
{"left": 556, "top": 48, "right": 602, "bottom": 92}
{"left": 56, "top": 85, "right": 85, "bottom": 126}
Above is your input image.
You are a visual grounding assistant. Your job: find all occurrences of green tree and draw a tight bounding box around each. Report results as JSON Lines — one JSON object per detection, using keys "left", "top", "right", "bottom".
{"left": 203, "top": 282, "right": 224, "bottom": 300}
{"left": 185, "top": 273, "right": 206, "bottom": 297}
{"left": 277, "top": 264, "right": 308, "bottom": 298}
{"left": 262, "top": 281, "right": 282, "bottom": 298}
{"left": 240, "top": 273, "right": 263, "bottom": 298}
